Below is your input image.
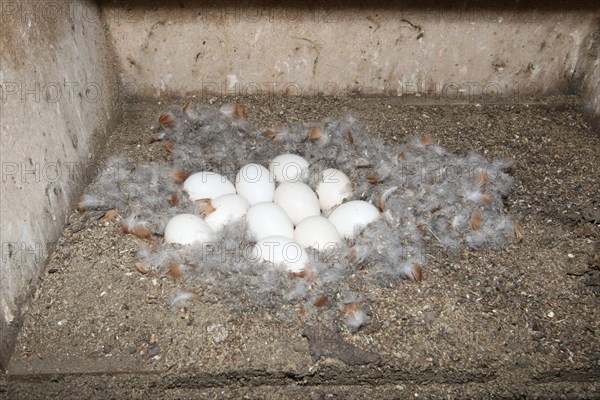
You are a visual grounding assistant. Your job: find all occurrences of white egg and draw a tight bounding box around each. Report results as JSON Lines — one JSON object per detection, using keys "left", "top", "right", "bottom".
{"left": 203, "top": 194, "right": 250, "bottom": 231}
{"left": 316, "top": 168, "right": 353, "bottom": 211}
{"left": 328, "top": 200, "right": 380, "bottom": 239}
{"left": 164, "top": 214, "right": 215, "bottom": 245}
{"left": 294, "top": 216, "right": 342, "bottom": 251}
{"left": 235, "top": 163, "right": 275, "bottom": 205}
{"left": 183, "top": 171, "right": 236, "bottom": 201}
{"left": 273, "top": 182, "right": 320, "bottom": 226}
{"left": 250, "top": 235, "right": 308, "bottom": 273}
{"left": 246, "top": 202, "right": 294, "bottom": 241}
{"left": 268, "top": 154, "right": 309, "bottom": 183}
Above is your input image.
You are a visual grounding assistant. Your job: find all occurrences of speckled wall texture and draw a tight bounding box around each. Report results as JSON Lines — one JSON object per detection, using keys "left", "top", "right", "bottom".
{"left": 101, "top": 1, "right": 599, "bottom": 121}
{"left": 0, "top": 0, "right": 119, "bottom": 368}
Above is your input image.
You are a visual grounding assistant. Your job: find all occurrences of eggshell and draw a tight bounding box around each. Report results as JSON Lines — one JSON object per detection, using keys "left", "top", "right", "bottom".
{"left": 235, "top": 163, "right": 275, "bottom": 205}
{"left": 164, "top": 214, "right": 215, "bottom": 245}
{"left": 328, "top": 200, "right": 380, "bottom": 239}
{"left": 316, "top": 168, "right": 353, "bottom": 210}
{"left": 246, "top": 202, "right": 294, "bottom": 241}
{"left": 273, "top": 182, "right": 320, "bottom": 225}
{"left": 268, "top": 154, "right": 309, "bottom": 183}
{"left": 294, "top": 216, "right": 342, "bottom": 251}
{"left": 204, "top": 194, "right": 250, "bottom": 231}
{"left": 183, "top": 172, "right": 236, "bottom": 201}
{"left": 250, "top": 235, "right": 308, "bottom": 273}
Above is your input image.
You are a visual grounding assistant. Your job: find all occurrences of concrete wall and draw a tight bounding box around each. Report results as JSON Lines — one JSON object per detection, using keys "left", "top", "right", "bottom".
{"left": 576, "top": 19, "right": 600, "bottom": 129}
{"left": 0, "top": 1, "right": 119, "bottom": 368}
{"left": 101, "top": 1, "right": 599, "bottom": 114}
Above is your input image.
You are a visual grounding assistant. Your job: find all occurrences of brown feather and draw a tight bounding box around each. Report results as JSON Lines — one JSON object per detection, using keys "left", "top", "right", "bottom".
{"left": 420, "top": 134, "right": 434, "bottom": 146}
{"left": 263, "top": 125, "right": 286, "bottom": 141}
{"left": 170, "top": 192, "right": 180, "bottom": 206}
{"left": 163, "top": 140, "right": 175, "bottom": 152}
{"left": 289, "top": 267, "right": 315, "bottom": 284}
{"left": 122, "top": 219, "right": 153, "bottom": 239}
{"left": 306, "top": 126, "right": 322, "bottom": 142}
{"left": 347, "top": 130, "right": 354, "bottom": 144}
{"left": 410, "top": 265, "right": 423, "bottom": 282}
{"left": 314, "top": 295, "right": 328, "bottom": 308}
{"left": 342, "top": 303, "right": 362, "bottom": 319}
{"left": 196, "top": 198, "right": 216, "bottom": 216}
{"left": 102, "top": 209, "right": 118, "bottom": 221}
{"left": 159, "top": 112, "right": 175, "bottom": 127}
{"left": 135, "top": 261, "right": 150, "bottom": 275}
{"left": 264, "top": 128, "right": 277, "bottom": 140}
{"left": 171, "top": 170, "right": 189, "bottom": 184}
{"left": 233, "top": 103, "right": 248, "bottom": 119}
{"left": 182, "top": 100, "right": 192, "bottom": 114}
{"left": 474, "top": 170, "right": 489, "bottom": 187}
{"left": 168, "top": 261, "right": 183, "bottom": 280}
{"left": 367, "top": 174, "right": 380, "bottom": 184}
{"left": 132, "top": 224, "right": 152, "bottom": 239}
{"left": 470, "top": 209, "right": 483, "bottom": 230}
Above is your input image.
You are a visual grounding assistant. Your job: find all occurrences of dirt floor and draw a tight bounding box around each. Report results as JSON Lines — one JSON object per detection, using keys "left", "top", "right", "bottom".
{"left": 2, "top": 94, "right": 599, "bottom": 399}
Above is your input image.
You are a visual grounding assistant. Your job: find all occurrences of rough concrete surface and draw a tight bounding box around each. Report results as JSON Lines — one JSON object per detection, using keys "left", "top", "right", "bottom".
{"left": 3, "top": 95, "right": 598, "bottom": 398}
{"left": 0, "top": 0, "right": 119, "bottom": 369}
{"left": 575, "top": 18, "right": 600, "bottom": 130}
{"left": 100, "top": 1, "right": 599, "bottom": 108}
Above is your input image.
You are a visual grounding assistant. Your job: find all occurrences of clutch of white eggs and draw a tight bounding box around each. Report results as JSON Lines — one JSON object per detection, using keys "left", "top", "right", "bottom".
{"left": 164, "top": 154, "right": 380, "bottom": 273}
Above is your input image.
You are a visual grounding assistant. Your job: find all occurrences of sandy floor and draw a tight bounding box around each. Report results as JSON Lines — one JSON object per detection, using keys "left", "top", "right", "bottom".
{"left": 4, "top": 94, "right": 599, "bottom": 399}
